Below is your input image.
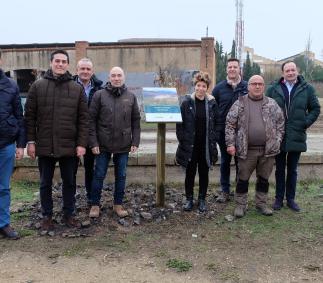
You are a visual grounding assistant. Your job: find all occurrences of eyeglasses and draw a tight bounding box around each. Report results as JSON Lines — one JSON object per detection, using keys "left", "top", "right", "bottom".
{"left": 249, "top": 82, "right": 264, "bottom": 87}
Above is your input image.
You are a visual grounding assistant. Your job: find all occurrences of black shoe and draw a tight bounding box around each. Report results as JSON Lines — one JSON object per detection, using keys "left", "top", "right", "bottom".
{"left": 183, "top": 200, "right": 193, "bottom": 211}
{"left": 0, "top": 225, "right": 20, "bottom": 240}
{"left": 198, "top": 199, "right": 207, "bottom": 212}
{"left": 272, "top": 198, "right": 283, "bottom": 210}
{"left": 287, "top": 200, "right": 300, "bottom": 212}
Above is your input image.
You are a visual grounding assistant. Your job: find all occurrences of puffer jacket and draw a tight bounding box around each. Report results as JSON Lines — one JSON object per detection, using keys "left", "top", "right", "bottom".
{"left": 89, "top": 82, "right": 141, "bottom": 153}
{"left": 0, "top": 69, "right": 26, "bottom": 148}
{"left": 266, "top": 75, "right": 320, "bottom": 152}
{"left": 225, "top": 95, "right": 285, "bottom": 159}
{"left": 176, "top": 93, "right": 219, "bottom": 168}
{"left": 24, "top": 69, "right": 89, "bottom": 157}
{"left": 212, "top": 79, "right": 248, "bottom": 131}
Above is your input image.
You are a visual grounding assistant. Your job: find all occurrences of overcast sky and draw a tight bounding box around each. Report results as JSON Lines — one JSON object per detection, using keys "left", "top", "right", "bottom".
{"left": 2, "top": 0, "right": 322, "bottom": 61}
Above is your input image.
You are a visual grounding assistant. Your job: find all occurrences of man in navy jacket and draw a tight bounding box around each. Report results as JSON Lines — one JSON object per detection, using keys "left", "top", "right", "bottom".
{"left": 0, "top": 50, "right": 26, "bottom": 239}
{"left": 212, "top": 58, "right": 248, "bottom": 202}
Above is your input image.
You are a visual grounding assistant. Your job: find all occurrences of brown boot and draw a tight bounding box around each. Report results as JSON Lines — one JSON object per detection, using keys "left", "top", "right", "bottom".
{"left": 234, "top": 193, "right": 248, "bottom": 218}
{"left": 255, "top": 191, "right": 273, "bottom": 216}
{"left": 89, "top": 206, "right": 100, "bottom": 218}
{"left": 113, "top": 205, "right": 128, "bottom": 218}
{"left": 63, "top": 215, "right": 81, "bottom": 228}
{"left": 41, "top": 216, "right": 54, "bottom": 231}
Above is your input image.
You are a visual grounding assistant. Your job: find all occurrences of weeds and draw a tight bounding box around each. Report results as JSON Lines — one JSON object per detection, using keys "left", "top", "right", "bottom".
{"left": 166, "top": 258, "right": 192, "bottom": 272}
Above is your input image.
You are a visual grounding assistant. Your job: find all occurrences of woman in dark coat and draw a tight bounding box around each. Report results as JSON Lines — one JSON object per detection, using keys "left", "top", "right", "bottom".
{"left": 176, "top": 72, "right": 219, "bottom": 212}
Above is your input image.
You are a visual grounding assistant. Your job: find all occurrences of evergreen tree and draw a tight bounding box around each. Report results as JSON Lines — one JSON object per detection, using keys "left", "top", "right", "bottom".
{"left": 243, "top": 52, "right": 253, "bottom": 81}
{"left": 230, "top": 40, "right": 236, "bottom": 59}
{"left": 216, "top": 41, "right": 228, "bottom": 83}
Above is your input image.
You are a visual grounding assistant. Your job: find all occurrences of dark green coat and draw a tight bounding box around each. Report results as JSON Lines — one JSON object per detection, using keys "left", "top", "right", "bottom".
{"left": 266, "top": 76, "right": 320, "bottom": 152}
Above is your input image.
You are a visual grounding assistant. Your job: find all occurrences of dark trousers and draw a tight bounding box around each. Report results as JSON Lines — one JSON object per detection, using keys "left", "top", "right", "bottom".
{"left": 83, "top": 147, "right": 95, "bottom": 200}
{"left": 185, "top": 149, "right": 209, "bottom": 200}
{"left": 219, "top": 133, "right": 238, "bottom": 193}
{"left": 275, "top": 151, "right": 301, "bottom": 201}
{"left": 38, "top": 156, "right": 78, "bottom": 217}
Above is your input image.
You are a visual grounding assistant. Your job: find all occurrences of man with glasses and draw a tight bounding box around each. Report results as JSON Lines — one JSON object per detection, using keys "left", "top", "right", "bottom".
{"left": 226, "top": 75, "right": 284, "bottom": 218}
{"left": 212, "top": 58, "right": 248, "bottom": 203}
{"left": 267, "top": 61, "right": 320, "bottom": 212}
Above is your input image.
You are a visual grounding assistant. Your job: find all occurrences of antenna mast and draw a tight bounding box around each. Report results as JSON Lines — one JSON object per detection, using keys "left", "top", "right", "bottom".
{"left": 235, "top": 0, "right": 244, "bottom": 64}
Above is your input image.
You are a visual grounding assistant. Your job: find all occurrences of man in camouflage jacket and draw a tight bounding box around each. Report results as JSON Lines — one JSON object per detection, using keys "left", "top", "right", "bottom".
{"left": 225, "top": 75, "right": 284, "bottom": 218}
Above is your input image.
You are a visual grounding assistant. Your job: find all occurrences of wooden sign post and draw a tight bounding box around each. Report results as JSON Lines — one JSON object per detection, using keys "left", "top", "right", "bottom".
{"left": 156, "top": 123, "right": 166, "bottom": 206}
{"left": 142, "top": 87, "right": 182, "bottom": 207}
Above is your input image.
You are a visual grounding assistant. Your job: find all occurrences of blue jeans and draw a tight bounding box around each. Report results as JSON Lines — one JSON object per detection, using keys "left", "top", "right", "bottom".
{"left": 0, "top": 143, "right": 15, "bottom": 228}
{"left": 275, "top": 151, "right": 301, "bottom": 201}
{"left": 219, "top": 133, "right": 238, "bottom": 193}
{"left": 91, "top": 152, "right": 129, "bottom": 205}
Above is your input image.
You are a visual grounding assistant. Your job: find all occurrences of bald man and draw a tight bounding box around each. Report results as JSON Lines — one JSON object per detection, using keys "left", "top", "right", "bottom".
{"left": 225, "top": 75, "right": 285, "bottom": 218}
{"left": 88, "top": 66, "right": 141, "bottom": 218}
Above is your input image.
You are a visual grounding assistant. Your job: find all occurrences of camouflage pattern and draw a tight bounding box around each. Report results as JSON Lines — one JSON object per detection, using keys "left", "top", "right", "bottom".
{"left": 225, "top": 95, "right": 285, "bottom": 159}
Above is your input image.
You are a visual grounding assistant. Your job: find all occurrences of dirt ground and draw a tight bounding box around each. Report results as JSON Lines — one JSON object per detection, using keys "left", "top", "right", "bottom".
{"left": 1, "top": 183, "right": 323, "bottom": 283}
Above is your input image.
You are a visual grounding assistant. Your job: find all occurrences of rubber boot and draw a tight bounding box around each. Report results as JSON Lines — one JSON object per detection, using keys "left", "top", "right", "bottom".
{"left": 234, "top": 193, "right": 248, "bottom": 218}
{"left": 255, "top": 191, "right": 273, "bottom": 216}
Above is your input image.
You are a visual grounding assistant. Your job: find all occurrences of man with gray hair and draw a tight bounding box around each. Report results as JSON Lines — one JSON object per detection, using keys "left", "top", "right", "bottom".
{"left": 88, "top": 66, "right": 141, "bottom": 218}
{"left": 73, "top": 58, "right": 103, "bottom": 203}
{"left": 226, "top": 75, "right": 284, "bottom": 218}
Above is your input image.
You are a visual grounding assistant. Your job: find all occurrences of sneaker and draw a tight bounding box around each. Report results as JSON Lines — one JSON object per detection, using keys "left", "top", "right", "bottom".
{"left": 0, "top": 225, "right": 20, "bottom": 240}
{"left": 287, "top": 200, "right": 301, "bottom": 212}
{"left": 215, "top": 192, "right": 230, "bottom": 203}
{"left": 272, "top": 199, "right": 283, "bottom": 210}
{"left": 89, "top": 206, "right": 100, "bottom": 218}
{"left": 183, "top": 199, "right": 193, "bottom": 211}
{"left": 198, "top": 199, "right": 207, "bottom": 212}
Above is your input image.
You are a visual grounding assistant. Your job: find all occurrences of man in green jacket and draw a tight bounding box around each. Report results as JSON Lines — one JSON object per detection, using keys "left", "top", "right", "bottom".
{"left": 266, "top": 61, "right": 320, "bottom": 211}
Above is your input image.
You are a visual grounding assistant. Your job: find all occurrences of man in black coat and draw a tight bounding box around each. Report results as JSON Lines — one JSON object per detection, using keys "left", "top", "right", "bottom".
{"left": 73, "top": 58, "right": 103, "bottom": 203}
{"left": 212, "top": 58, "right": 248, "bottom": 202}
{"left": 0, "top": 50, "right": 26, "bottom": 239}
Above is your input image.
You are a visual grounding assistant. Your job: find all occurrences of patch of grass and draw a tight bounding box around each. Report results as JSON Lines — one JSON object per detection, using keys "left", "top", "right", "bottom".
{"left": 18, "top": 228, "right": 36, "bottom": 237}
{"left": 11, "top": 211, "right": 30, "bottom": 221}
{"left": 166, "top": 258, "right": 192, "bottom": 272}
{"left": 11, "top": 180, "right": 39, "bottom": 203}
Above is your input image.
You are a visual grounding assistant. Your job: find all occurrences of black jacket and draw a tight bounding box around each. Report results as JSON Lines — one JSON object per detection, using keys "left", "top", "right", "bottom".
{"left": 25, "top": 70, "right": 89, "bottom": 157}
{"left": 73, "top": 75, "right": 103, "bottom": 106}
{"left": 211, "top": 79, "right": 248, "bottom": 131}
{"left": 176, "top": 93, "right": 219, "bottom": 168}
{"left": 0, "top": 69, "right": 26, "bottom": 149}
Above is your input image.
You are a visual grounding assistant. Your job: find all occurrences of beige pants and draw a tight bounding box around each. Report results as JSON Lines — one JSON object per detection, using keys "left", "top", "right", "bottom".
{"left": 238, "top": 147, "right": 275, "bottom": 181}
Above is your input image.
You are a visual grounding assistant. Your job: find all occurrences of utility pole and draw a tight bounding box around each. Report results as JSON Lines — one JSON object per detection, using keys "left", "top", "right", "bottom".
{"left": 235, "top": 0, "right": 244, "bottom": 66}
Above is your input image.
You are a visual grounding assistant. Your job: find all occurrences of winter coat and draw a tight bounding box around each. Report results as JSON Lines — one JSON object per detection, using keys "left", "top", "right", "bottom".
{"left": 73, "top": 74, "right": 103, "bottom": 106}
{"left": 266, "top": 75, "right": 320, "bottom": 152}
{"left": 211, "top": 79, "right": 248, "bottom": 133}
{"left": 0, "top": 69, "right": 26, "bottom": 149}
{"left": 225, "top": 95, "right": 285, "bottom": 159}
{"left": 176, "top": 93, "right": 219, "bottom": 168}
{"left": 89, "top": 82, "right": 141, "bottom": 153}
{"left": 24, "top": 70, "right": 89, "bottom": 157}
